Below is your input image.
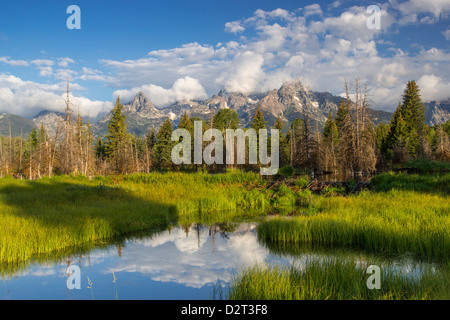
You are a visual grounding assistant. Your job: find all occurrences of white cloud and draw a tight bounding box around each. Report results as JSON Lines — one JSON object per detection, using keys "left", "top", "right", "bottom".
{"left": 225, "top": 21, "right": 245, "bottom": 33}
{"left": 104, "top": 224, "right": 272, "bottom": 289}
{"left": 396, "top": 0, "right": 450, "bottom": 18}
{"left": 442, "top": 28, "right": 450, "bottom": 40}
{"left": 0, "top": 74, "right": 112, "bottom": 119}
{"left": 57, "top": 57, "right": 75, "bottom": 67}
{"left": 417, "top": 74, "right": 450, "bottom": 101}
{"left": 304, "top": 4, "right": 323, "bottom": 17}
{"left": 113, "top": 76, "right": 208, "bottom": 106}
{"left": 0, "top": 56, "right": 29, "bottom": 67}
{"left": 224, "top": 51, "right": 264, "bottom": 94}
{"left": 93, "top": 4, "right": 450, "bottom": 112}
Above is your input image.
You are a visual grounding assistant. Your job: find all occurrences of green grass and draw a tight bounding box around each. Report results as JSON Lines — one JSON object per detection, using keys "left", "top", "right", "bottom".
{"left": 403, "top": 159, "right": 450, "bottom": 174}
{"left": 258, "top": 173, "right": 450, "bottom": 263}
{"left": 2, "top": 168, "right": 449, "bottom": 300}
{"left": 370, "top": 171, "right": 449, "bottom": 194}
{"left": 225, "top": 257, "right": 450, "bottom": 300}
{"left": 0, "top": 171, "right": 270, "bottom": 268}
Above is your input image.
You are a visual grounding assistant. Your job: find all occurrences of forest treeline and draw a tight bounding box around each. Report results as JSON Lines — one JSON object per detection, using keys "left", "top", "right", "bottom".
{"left": 0, "top": 79, "right": 449, "bottom": 179}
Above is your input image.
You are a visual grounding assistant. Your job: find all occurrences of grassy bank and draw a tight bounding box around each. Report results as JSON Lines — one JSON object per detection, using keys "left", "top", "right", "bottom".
{"left": 258, "top": 173, "right": 450, "bottom": 262}
{"left": 0, "top": 171, "right": 269, "bottom": 266}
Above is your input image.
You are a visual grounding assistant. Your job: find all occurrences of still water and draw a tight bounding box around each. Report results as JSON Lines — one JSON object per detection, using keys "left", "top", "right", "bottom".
{"left": 0, "top": 223, "right": 437, "bottom": 300}
{"left": 0, "top": 223, "right": 294, "bottom": 300}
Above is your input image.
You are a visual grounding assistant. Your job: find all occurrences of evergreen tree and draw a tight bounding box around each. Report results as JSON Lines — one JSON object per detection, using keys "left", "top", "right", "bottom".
{"left": 401, "top": 80, "right": 425, "bottom": 135}
{"left": 153, "top": 118, "right": 174, "bottom": 170}
{"left": 250, "top": 105, "right": 267, "bottom": 131}
{"left": 335, "top": 100, "right": 350, "bottom": 135}
{"left": 213, "top": 109, "right": 240, "bottom": 132}
{"left": 178, "top": 112, "right": 194, "bottom": 133}
{"left": 104, "top": 97, "right": 128, "bottom": 172}
{"left": 323, "top": 112, "right": 339, "bottom": 146}
{"left": 95, "top": 137, "right": 106, "bottom": 160}
{"left": 384, "top": 81, "right": 426, "bottom": 160}
{"left": 146, "top": 128, "right": 157, "bottom": 150}
{"left": 250, "top": 105, "right": 267, "bottom": 166}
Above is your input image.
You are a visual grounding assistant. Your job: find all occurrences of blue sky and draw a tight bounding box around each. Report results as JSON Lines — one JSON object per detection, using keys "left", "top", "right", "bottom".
{"left": 0, "top": 0, "right": 449, "bottom": 119}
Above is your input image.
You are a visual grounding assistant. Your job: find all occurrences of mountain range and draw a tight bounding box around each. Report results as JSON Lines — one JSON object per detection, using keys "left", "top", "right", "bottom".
{"left": 1, "top": 81, "right": 449, "bottom": 138}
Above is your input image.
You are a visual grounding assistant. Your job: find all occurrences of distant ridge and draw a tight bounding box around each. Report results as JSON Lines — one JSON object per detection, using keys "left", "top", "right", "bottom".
{"left": 1, "top": 81, "right": 449, "bottom": 137}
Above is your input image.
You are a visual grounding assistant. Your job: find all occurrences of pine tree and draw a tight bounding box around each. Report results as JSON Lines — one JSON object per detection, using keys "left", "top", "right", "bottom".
{"left": 401, "top": 80, "right": 425, "bottom": 135}
{"left": 105, "top": 97, "right": 128, "bottom": 172}
{"left": 178, "top": 112, "right": 194, "bottom": 133}
{"left": 323, "top": 112, "right": 339, "bottom": 146}
{"left": 153, "top": 118, "right": 174, "bottom": 170}
{"left": 95, "top": 137, "right": 106, "bottom": 160}
{"left": 213, "top": 109, "right": 240, "bottom": 132}
{"left": 250, "top": 105, "right": 267, "bottom": 131}
{"left": 385, "top": 81, "right": 426, "bottom": 160}
{"left": 335, "top": 100, "right": 350, "bottom": 135}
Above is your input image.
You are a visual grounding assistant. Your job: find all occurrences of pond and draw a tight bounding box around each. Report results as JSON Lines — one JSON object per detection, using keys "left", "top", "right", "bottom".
{"left": 0, "top": 222, "right": 438, "bottom": 300}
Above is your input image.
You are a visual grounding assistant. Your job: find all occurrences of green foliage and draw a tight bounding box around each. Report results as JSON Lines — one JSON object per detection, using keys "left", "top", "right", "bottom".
{"left": 384, "top": 81, "right": 426, "bottom": 159}
{"left": 278, "top": 165, "right": 295, "bottom": 177}
{"left": 250, "top": 105, "right": 267, "bottom": 131}
{"left": 258, "top": 184, "right": 450, "bottom": 262}
{"left": 370, "top": 172, "right": 449, "bottom": 194}
{"left": 105, "top": 97, "right": 127, "bottom": 160}
{"left": 405, "top": 159, "right": 450, "bottom": 174}
{"left": 323, "top": 111, "right": 339, "bottom": 146}
{"left": 320, "top": 185, "right": 346, "bottom": 196}
{"left": 152, "top": 118, "right": 175, "bottom": 170}
{"left": 273, "top": 184, "right": 296, "bottom": 215}
{"left": 294, "top": 176, "right": 310, "bottom": 189}
{"left": 213, "top": 109, "right": 240, "bottom": 132}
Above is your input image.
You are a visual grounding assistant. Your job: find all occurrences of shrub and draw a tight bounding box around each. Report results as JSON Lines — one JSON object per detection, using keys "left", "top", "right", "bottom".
{"left": 278, "top": 166, "right": 295, "bottom": 178}
{"left": 294, "top": 176, "right": 310, "bottom": 189}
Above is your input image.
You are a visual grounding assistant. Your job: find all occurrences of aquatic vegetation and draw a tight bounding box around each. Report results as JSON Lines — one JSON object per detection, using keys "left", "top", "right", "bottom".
{"left": 258, "top": 186, "right": 450, "bottom": 262}
{"left": 226, "top": 257, "right": 450, "bottom": 300}
{"left": 0, "top": 171, "right": 269, "bottom": 266}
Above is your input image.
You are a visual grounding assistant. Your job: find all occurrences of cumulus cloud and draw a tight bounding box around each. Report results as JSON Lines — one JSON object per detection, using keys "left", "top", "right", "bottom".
{"left": 113, "top": 76, "right": 208, "bottom": 106}
{"left": 417, "top": 74, "right": 450, "bottom": 101}
{"left": 0, "top": 74, "right": 112, "bottom": 118}
{"left": 304, "top": 4, "right": 323, "bottom": 17}
{"left": 396, "top": 0, "right": 450, "bottom": 20}
{"left": 224, "top": 51, "right": 264, "bottom": 94}
{"left": 225, "top": 21, "right": 245, "bottom": 33}
{"left": 104, "top": 224, "right": 272, "bottom": 289}
{"left": 98, "top": 3, "right": 450, "bottom": 112}
{"left": 443, "top": 28, "right": 450, "bottom": 40}
{"left": 2, "top": 3, "right": 443, "bottom": 116}
{"left": 0, "top": 56, "right": 29, "bottom": 67}
{"left": 57, "top": 57, "right": 75, "bottom": 67}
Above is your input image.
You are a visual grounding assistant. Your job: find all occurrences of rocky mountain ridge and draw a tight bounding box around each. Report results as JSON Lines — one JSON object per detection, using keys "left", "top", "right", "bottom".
{"left": 1, "top": 81, "right": 449, "bottom": 138}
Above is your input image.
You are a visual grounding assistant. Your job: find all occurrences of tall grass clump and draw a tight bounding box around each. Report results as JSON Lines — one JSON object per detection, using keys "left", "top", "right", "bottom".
{"left": 258, "top": 188, "right": 450, "bottom": 262}
{"left": 370, "top": 172, "right": 449, "bottom": 195}
{"left": 403, "top": 159, "right": 450, "bottom": 174}
{"left": 226, "top": 258, "right": 449, "bottom": 300}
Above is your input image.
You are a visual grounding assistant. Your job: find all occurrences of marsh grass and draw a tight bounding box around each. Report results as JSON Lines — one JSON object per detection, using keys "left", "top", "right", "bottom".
{"left": 226, "top": 257, "right": 450, "bottom": 300}
{"left": 0, "top": 171, "right": 270, "bottom": 268}
{"left": 258, "top": 173, "right": 450, "bottom": 263}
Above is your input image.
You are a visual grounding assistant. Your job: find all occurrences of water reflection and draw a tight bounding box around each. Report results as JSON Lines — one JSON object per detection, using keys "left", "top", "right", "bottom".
{"left": 0, "top": 223, "right": 292, "bottom": 300}
{"left": 0, "top": 223, "right": 440, "bottom": 300}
